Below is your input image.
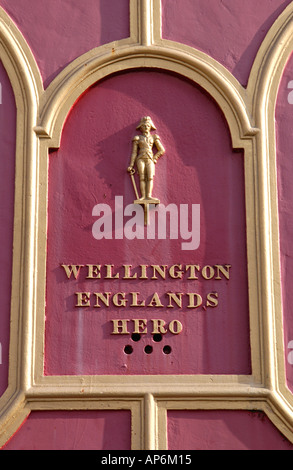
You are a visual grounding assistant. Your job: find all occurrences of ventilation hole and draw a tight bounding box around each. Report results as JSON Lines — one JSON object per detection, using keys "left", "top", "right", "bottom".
{"left": 131, "top": 333, "right": 141, "bottom": 342}
{"left": 153, "top": 334, "right": 163, "bottom": 342}
{"left": 144, "top": 345, "right": 153, "bottom": 354}
{"left": 124, "top": 345, "right": 133, "bottom": 355}
{"left": 163, "top": 345, "right": 172, "bottom": 355}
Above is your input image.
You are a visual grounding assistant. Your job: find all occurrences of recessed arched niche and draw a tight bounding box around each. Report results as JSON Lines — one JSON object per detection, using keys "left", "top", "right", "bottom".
{"left": 44, "top": 69, "right": 250, "bottom": 376}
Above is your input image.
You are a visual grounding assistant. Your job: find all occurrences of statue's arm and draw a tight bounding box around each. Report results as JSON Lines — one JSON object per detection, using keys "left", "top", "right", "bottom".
{"left": 153, "top": 136, "right": 165, "bottom": 163}
{"left": 128, "top": 136, "right": 139, "bottom": 171}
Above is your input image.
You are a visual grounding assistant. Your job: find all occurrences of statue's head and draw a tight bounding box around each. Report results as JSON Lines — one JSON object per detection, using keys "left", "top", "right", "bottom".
{"left": 136, "top": 116, "right": 156, "bottom": 131}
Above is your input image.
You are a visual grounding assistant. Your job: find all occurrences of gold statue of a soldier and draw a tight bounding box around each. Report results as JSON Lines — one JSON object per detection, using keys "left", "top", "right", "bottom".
{"left": 127, "top": 116, "right": 165, "bottom": 203}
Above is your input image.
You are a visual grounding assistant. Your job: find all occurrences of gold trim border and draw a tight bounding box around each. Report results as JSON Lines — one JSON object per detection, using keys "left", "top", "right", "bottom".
{"left": 0, "top": 0, "right": 292, "bottom": 449}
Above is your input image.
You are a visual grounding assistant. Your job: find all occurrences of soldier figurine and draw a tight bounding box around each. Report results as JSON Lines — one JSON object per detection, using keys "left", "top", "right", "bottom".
{"left": 127, "top": 116, "right": 165, "bottom": 203}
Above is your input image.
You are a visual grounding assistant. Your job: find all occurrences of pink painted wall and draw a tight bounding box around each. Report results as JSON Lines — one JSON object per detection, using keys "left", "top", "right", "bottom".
{"left": 0, "top": 62, "right": 16, "bottom": 399}
{"left": 2, "top": 410, "right": 131, "bottom": 450}
{"left": 44, "top": 70, "right": 250, "bottom": 376}
{"left": 0, "top": 0, "right": 130, "bottom": 88}
{"left": 168, "top": 410, "right": 293, "bottom": 450}
{"left": 0, "top": 0, "right": 290, "bottom": 89}
{"left": 162, "top": 0, "right": 292, "bottom": 86}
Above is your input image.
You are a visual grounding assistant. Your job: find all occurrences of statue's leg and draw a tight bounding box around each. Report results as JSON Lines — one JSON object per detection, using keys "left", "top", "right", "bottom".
{"left": 146, "top": 161, "right": 155, "bottom": 199}
{"left": 139, "top": 179, "right": 146, "bottom": 199}
{"left": 146, "top": 178, "right": 153, "bottom": 199}
{"left": 137, "top": 160, "right": 146, "bottom": 200}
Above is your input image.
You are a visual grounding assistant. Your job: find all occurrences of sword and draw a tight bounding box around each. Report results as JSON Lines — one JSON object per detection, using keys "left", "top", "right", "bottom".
{"left": 128, "top": 167, "right": 149, "bottom": 225}
{"left": 129, "top": 168, "right": 139, "bottom": 200}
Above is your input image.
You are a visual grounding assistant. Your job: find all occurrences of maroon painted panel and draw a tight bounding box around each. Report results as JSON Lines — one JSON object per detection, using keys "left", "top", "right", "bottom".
{"left": 168, "top": 410, "right": 293, "bottom": 450}
{"left": 44, "top": 70, "right": 251, "bottom": 376}
{"left": 2, "top": 410, "right": 131, "bottom": 450}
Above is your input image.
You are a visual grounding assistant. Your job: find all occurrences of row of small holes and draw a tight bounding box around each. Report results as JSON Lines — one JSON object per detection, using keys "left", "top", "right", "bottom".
{"left": 124, "top": 333, "right": 172, "bottom": 355}
{"left": 132, "top": 333, "right": 163, "bottom": 343}
{"left": 124, "top": 344, "right": 172, "bottom": 355}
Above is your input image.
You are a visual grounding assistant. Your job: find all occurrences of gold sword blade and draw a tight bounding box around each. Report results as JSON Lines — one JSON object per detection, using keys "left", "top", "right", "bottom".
{"left": 130, "top": 171, "right": 139, "bottom": 200}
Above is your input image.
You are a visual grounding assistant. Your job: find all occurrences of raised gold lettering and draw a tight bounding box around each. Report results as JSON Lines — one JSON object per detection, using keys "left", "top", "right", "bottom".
{"left": 167, "top": 292, "right": 183, "bottom": 308}
{"left": 113, "top": 292, "right": 128, "bottom": 307}
{"left": 148, "top": 292, "right": 164, "bottom": 307}
{"left": 151, "top": 265, "right": 167, "bottom": 279}
{"left": 214, "top": 265, "right": 231, "bottom": 280}
{"left": 62, "top": 263, "right": 232, "bottom": 282}
{"left": 62, "top": 264, "right": 84, "bottom": 279}
{"left": 139, "top": 264, "right": 148, "bottom": 279}
{"left": 105, "top": 264, "right": 119, "bottom": 279}
{"left": 201, "top": 265, "right": 214, "bottom": 280}
{"left": 169, "top": 319, "right": 183, "bottom": 335}
{"left": 111, "top": 319, "right": 130, "bottom": 334}
{"left": 123, "top": 264, "right": 137, "bottom": 279}
{"left": 130, "top": 292, "right": 146, "bottom": 307}
{"left": 187, "top": 293, "right": 202, "bottom": 308}
{"left": 94, "top": 292, "right": 111, "bottom": 307}
{"left": 169, "top": 264, "right": 184, "bottom": 279}
{"left": 206, "top": 292, "right": 219, "bottom": 307}
{"left": 75, "top": 292, "right": 90, "bottom": 307}
{"left": 151, "top": 319, "right": 167, "bottom": 334}
{"left": 185, "top": 264, "right": 200, "bottom": 279}
{"left": 86, "top": 264, "right": 101, "bottom": 279}
{"left": 133, "top": 319, "right": 147, "bottom": 334}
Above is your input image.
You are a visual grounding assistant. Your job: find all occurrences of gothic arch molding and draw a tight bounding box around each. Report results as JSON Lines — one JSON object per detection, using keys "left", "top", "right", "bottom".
{"left": 0, "top": 6, "right": 42, "bottom": 446}
{"left": 246, "top": 0, "right": 293, "bottom": 429}
{"left": 36, "top": 44, "right": 257, "bottom": 150}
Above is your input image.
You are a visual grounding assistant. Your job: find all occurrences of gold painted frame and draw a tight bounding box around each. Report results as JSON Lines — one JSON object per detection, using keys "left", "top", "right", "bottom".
{"left": 0, "top": 0, "right": 292, "bottom": 449}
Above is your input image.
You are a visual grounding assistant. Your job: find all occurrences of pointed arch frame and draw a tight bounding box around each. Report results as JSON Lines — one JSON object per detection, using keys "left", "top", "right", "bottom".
{"left": 0, "top": 0, "right": 292, "bottom": 450}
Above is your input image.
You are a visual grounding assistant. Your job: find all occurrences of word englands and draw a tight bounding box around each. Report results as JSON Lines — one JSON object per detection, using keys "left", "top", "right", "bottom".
{"left": 92, "top": 196, "right": 200, "bottom": 251}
